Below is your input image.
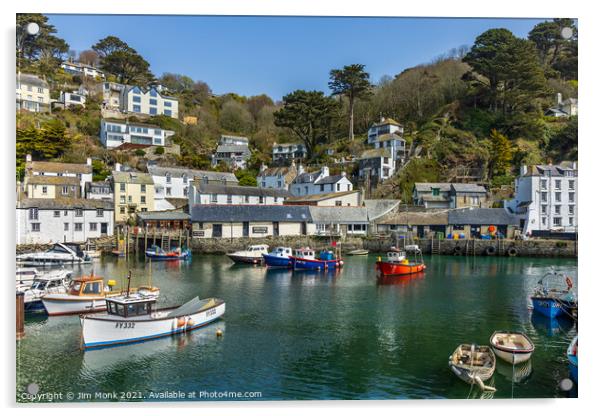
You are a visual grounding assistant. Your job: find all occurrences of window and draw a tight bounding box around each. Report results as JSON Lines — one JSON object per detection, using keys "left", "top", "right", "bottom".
{"left": 541, "top": 192, "right": 547, "bottom": 202}
{"left": 244, "top": 195, "right": 250, "bottom": 203}
{"left": 133, "top": 104, "right": 141, "bottom": 112}
{"left": 569, "top": 205, "right": 575, "bottom": 215}
{"left": 211, "top": 194, "right": 218, "bottom": 203}
{"left": 40, "top": 186, "right": 47, "bottom": 195}
{"left": 335, "top": 201, "right": 342, "bottom": 206}
{"left": 132, "top": 95, "right": 141, "bottom": 103}
{"left": 182, "top": 174, "right": 188, "bottom": 184}
{"left": 432, "top": 188, "right": 440, "bottom": 196}
{"left": 164, "top": 101, "right": 172, "bottom": 107}
{"left": 120, "top": 196, "right": 126, "bottom": 204}
{"left": 141, "top": 196, "right": 146, "bottom": 204}
{"left": 227, "top": 195, "right": 232, "bottom": 204}
{"left": 37, "top": 87, "right": 43, "bottom": 93}
{"left": 568, "top": 192, "right": 575, "bottom": 203}
{"left": 119, "top": 207, "right": 125, "bottom": 214}
{"left": 555, "top": 192, "right": 561, "bottom": 202}
{"left": 141, "top": 184, "right": 146, "bottom": 193}
{"left": 29, "top": 208, "right": 38, "bottom": 220}
{"left": 166, "top": 187, "right": 171, "bottom": 196}
{"left": 320, "top": 184, "right": 325, "bottom": 192}
{"left": 569, "top": 217, "right": 574, "bottom": 226}
{"left": 166, "top": 174, "right": 171, "bottom": 184}
{"left": 149, "top": 99, "right": 157, "bottom": 106}
{"left": 568, "top": 180, "right": 575, "bottom": 190}
{"left": 90, "top": 223, "right": 97, "bottom": 231}
{"left": 75, "top": 208, "right": 83, "bottom": 217}
{"left": 540, "top": 179, "right": 547, "bottom": 189}
{"left": 149, "top": 107, "right": 157, "bottom": 115}
{"left": 64, "top": 223, "right": 69, "bottom": 231}
{"left": 542, "top": 217, "right": 547, "bottom": 225}
{"left": 120, "top": 183, "right": 126, "bottom": 192}
{"left": 53, "top": 210, "right": 60, "bottom": 217}
{"left": 184, "top": 187, "right": 188, "bottom": 196}
{"left": 96, "top": 209, "right": 103, "bottom": 217}
{"left": 64, "top": 210, "right": 68, "bottom": 216}
{"left": 555, "top": 180, "right": 561, "bottom": 190}
{"left": 259, "top": 196, "right": 264, "bottom": 204}
{"left": 164, "top": 109, "right": 172, "bottom": 117}
{"left": 553, "top": 217, "right": 562, "bottom": 226}
{"left": 262, "top": 181, "right": 266, "bottom": 187}
{"left": 128, "top": 195, "right": 132, "bottom": 203}
{"left": 555, "top": 205, "right": 561, "bottom": 215}
{"left": 31, "top": 223, "right": 40, "bottom": 232}
{"left": 541, "top": 205, "right": 547, "bottom": 215}
{"left": 337, "top": 183, "right": 341, "bottom": 191}
{"left": 75, "top": 223, "right": 83, "bottom": 231}
{"left": 62, "top": 186, "right": 69, "bottom": 195}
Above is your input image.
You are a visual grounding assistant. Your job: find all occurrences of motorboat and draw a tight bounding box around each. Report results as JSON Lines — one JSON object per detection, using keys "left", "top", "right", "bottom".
{"left": 531, "top": 272, "right": 577, "bottom": 318}
{"left": 449, "top": 344, "right": 497, "bottom": 391}
{"left": 42, "top": 272, "right": 160, "bottom": 316}
{"left": 346, "top": 249, "right": 369, "bottom": 256}
{"left": 489, "top": 331, "right": 535, "bottom": 364}
{"left": 290, "top": 247, "right": 343, "bottom": 271}
{"left": 262, "top": 247, "right": 293, "bottom": 268}
{"left": 567, "top": 336, "right": 578, "bottom": 383}
{"left": 19, "top": 269, "right": 73, "bottom": 313}
{"left": 16, "top": 243, "right": 92, "bottom": 267}
{"left": 145, "top": 245, "right": 191, "bottom": 261}
{"left": 226, "top": 244, "right": 269, "bottom": 264}
{"left": 16, "top": 267, "right": 42, "bottom": 290}
{"left": 375, "top": 247, "right": 426, "bottom": 276}
{"left": 80, "top": 294, "right": 225, "bottom": 349}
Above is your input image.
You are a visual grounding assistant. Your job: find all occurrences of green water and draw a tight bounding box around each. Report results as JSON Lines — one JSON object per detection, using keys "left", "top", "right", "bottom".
{"left": 16, "top": 254, "right": 577, "bottom": 401}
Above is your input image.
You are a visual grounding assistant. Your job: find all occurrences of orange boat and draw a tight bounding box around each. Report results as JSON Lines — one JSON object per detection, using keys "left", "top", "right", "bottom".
{"left": 376, "top": 247, "right": 426, "bottom": 276}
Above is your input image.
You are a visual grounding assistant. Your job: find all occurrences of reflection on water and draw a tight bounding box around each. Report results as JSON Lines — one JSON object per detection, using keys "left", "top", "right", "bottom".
{"left": 17, "top": 254, "right": 577, "bottom": 401}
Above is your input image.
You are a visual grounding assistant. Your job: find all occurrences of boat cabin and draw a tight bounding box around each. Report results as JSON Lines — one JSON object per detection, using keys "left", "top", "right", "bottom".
{"left": 247, "top": 244, "right": 269, "bottom": 253}
{"left": 30, "top": 276, "right": 69, "bottom": 291}
{"left": 294, "top": 248, "right": 315, "bottom": 259}
{"left": 106, "top": 295, "right": 156, "bottom": 318}
{"left": 272, "top": 247, "right": 292, "bottom": 257}
{"left": 68, "top": 276, "right": 106, "bottom": 296}
{"left": 386, "top": 250, "right": 407, "bottom": 263}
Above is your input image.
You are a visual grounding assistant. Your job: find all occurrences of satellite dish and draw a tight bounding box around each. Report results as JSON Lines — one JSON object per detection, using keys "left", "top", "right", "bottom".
{"left": 26, "top": 22, "right": 40, "bottom": 36}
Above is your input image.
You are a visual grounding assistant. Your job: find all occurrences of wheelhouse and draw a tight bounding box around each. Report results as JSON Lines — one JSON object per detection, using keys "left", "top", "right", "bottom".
{"left": 106, "top": 297, "right": 156, "bottom": 318}
{"left": 386, "top": 251, "right": 406, "bottom": 263}
{"left": 69, "top": 277, "right": 105, "bottom": 296}
{"left": 294, "top": 248, "right": 315, "bottom": 259}
{"left": 248, "top": 245, "right": 269, "bottom": 252}
{"left": 274, "top": 247, "right": 292, "bottom": 256}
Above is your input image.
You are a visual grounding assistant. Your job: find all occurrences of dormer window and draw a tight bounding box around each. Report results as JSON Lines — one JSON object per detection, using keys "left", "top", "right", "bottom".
{"left": 432, "top": 188, "right": 440, "bottom": 196}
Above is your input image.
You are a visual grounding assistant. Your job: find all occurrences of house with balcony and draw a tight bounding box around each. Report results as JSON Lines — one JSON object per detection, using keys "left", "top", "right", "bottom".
{"left": 111, "top": 170, "right": 155, "bottom": 223}
{"left": 211, "top": 135, "right": 252, "bottom": 169}
{"left": 272, "top": 142, "right": 307, "bottom": 164}
{"left": 60, "top": 61, "right": 105, "bottom": 79}
{"left": 290, "top": 166, "right": 353, "bottom": 197}
{"left": 102, "top": 82, "right": 126, "bottom": 110}
{"left": 367, "top": 117, "right": 403, "bottom": 145}
{"left": 16, "top": 73, "right": 50, "bottom": 113}
{"left": 120, "top": 85, "right": 179, "bottom": 118}
{"left": 55, "top": 90, "right": 87, "bottom": 109}
{"left": 100, "top": 119, "right": 175, "bottom": 149}
{"left": 413, "top": 183, "right": 487, "bottom": 209}
{"left": 85, "top": 182, "right": 114, "bottom": 201}
{"left": 504, "top": 162, "right": 578, "bottom": 234}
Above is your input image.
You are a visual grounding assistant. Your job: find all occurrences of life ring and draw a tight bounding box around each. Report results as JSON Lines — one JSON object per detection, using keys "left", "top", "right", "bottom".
{"left": 486, "top": 246, "right": 496, "bottom": 256}
{"left": 453, "top": 245, "right": 462, "bottom": 256}
{"left": 507, "top": 247, "right": 519, "bottom": 257}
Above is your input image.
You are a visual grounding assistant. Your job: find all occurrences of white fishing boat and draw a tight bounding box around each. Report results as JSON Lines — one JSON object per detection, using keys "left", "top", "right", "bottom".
{"left": 20, "top": 269, "right": 73, "bottom": 313}
{"left": 489, "top": 331, "right": 535, "bottom": 364}
{"left": 16, "top": 243, "right": 92, "bottom": 267}
{"left": 80, "top": 294, "right": 225, "bottom": 349}
{"left": 449, "top": 344, "right": 497, "bottom": 391}
{"left": 226, "top": 244, "right": 269, "bottom": 264}
{"left": 42, "top": 272, "right": 159, "bottom": 316}
{"left": 346, "top": 249, "right": 369, "bottom": 256}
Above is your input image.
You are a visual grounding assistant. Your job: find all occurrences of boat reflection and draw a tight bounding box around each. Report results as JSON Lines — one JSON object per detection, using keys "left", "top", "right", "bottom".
{"left": 376, "top": 271, "right": 425, "bottom": 286}
{"left": 496, "top": 359, "right": 533, "bottom": 383}
{"left": 530, "top": 312, "right": 574, "bottom": 337}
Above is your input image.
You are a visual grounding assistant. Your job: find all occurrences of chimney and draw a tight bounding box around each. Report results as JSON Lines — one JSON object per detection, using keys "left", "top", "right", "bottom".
{"left": 115, "top": 163, "right": 122, "bottom": 172}
{"left": 520, "top": 165, "right": 528, "bottom": 176}
{"left": 380, "top": 116, "right": 385, "bottom": 123}
{"left": 341, "top": 171, "right": 347, "bottom": 177}
{"left": 320, "top": 166, "right": 330, "bottom": 177}
{"left": 26, "top": 154, "right": 32, "bottom": 162}
{"left": 86, "top": 157, "right": 92, "bottom": 166}
{"left": 557, "top": 93, "right": 562, "bottom": 106}
{"left": 260, "top": 163, "right": 267, "bottom": 173}
{"left": 298, "top": 164, "right": 305, "bottom": 174}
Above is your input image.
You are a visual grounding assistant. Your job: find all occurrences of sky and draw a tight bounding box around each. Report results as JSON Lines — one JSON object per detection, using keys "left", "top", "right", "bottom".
{"left": 47, "top": 15, "right": 548, "bottom": 100}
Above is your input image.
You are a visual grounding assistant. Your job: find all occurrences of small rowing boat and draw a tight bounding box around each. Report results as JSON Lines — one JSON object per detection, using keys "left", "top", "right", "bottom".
{"left": 347, "top": 249, "right": 369, "bottom": 256}
{"left": 489, "top": 331, "right": 535, "bottom": 364}
{"left": 449, "top": 344, "right": 497, "bottom": 391}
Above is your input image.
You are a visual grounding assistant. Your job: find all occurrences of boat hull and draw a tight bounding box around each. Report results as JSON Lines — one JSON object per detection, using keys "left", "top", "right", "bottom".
{"left": 42, "top": 296, "right": 108, "bottom": 316}
{"left": 81, "top": 301, "right": 225, "bottom": 349}
{"left": 145, "top": 251, "right": 191, "bottom": 261}
{"left": 491, "top": 348, "right": 533, "bottom": 364}
{"left": 531, "top": 297, "right": 565, "bottom": 318}
{"left": 262, "top": 253, "right": 291, "bottom": 268}
{"left": 227, "top": 254, "right": 263, "bottom": 264}
{"left": 291, "top": 257, "right": 342, "bottom": 270}
{"left": 489, "top": 331, "right": 535, "bottom": 364}
{"left": 24, "top": 300, "right": 47, "bottom": 313}
{"left": 376, "top": 261, "right": 426, "bottom": 276}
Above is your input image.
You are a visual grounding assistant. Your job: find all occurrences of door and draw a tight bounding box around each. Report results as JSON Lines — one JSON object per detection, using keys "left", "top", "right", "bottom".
{"left": 301, "top": 222, "right": 307, "bottom": 236}
{"left": 417, "top": 226, "right": 425, "bottom": 238}
{"left": 273, "top": 222, "right": 279, "bottom": 237}
{"left": 212, "top": 224, "right": 222, "bottom": 238}
{"left": 101, "top": 223, "right": 108, "bottom": 235}
{"left": 243, "top": 222, "right": 249, "bottom": 237}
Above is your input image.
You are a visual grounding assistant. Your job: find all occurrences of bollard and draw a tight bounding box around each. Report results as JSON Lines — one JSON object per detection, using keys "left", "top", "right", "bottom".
{"left": 16, "top": 292, "right": 25, "bottom": 340}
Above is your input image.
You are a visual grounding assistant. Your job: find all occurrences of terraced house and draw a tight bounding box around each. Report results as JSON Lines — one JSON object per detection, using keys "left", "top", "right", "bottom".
{"left": 23, "top": 155, "right": 93, "bottom": 196}
{"left": 100, "top": 119, "right": 175, "bottom": 148}
{"left": 16, "top": 73, "right": 50, "bottom": 113}
{"left": 111, "top": 170, "right": 155, "bottom": 223}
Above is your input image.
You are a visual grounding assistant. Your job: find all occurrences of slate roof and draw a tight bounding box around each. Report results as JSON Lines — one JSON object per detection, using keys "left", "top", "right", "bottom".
{"left": 377, "top": 210, "right": 449, "bottom": 225}
{"left": 17, "top": 73, "right": 48, "bottom": 88}
{"left": 18, "top": 198, "right": 113, "bottom": 210}
{"left": 148, "top": 166, "right": 238, "bottom": 183}
{"left": 451, "top": 183, "right": 487, "bottom": 193}
{"left": 215, "top": 144, "right": 251, "bottom": 155}
{"left": 524, "top": 164, "right": 578, "bottom": 177}
{"left": 363, "top": 199, "right": 401, "bottom": 221}
{"left": 258, "top": 166, "right": 294, "bottom": 178}
{"left": 359, "top": 148, "right": 391, "bottom": 160}
{"left": 137, "top": 211, "right": 191, "bottom": 221}
{"left": 414, "top": 183, "right": 453, "bottom": 192}
{"left": 220, "top": 135, "right": 249, "bottom": 143}
{"left": 111, "top": 171, "right": 154, "bottom": 185}
{"left": 26, "top": 176, "right": 81, "bottom": 186}
{"left": 292, "top": 171, "right": 320, "bottom": 184}
{"left": 377, "top": 133, "right": 405, "bottom": 142}
{"left": 190, "top": 204, "right": 312, "bottom": 222}
{"left": 371, "top": 118, "right": 402, "bottom": 128}
{"left": 194, "top": 182, "right": 292, "bottom": 198}
{"left": 448, "top": 208, "right": 521, "bottom": 226}
{"left": 309, "top": 206, "right": 368, "bottom": 223}
{"left": 314, "top": 174, "right": 347, "bottom": 185}
{"left": 26, "top": 161, "right": 92, "bottom": 175}
{"left": 285, "top": 190, "right": 359, "bottom": 203}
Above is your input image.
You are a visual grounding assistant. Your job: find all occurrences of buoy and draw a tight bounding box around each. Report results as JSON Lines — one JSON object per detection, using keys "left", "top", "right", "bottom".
{"left": 177, "top": 317, "right": 186, "bottom": 327}
{"left": 377, "top": 256, "right": 382, "bottom": 262}
{"left": 187, "top": 319, "right": 195, "bottom": 328}
{"left": 216, "top": 329, "right": 223, "bottom": 337}
{"left": 107, "top": 279, "right": 117, "bottom": 288}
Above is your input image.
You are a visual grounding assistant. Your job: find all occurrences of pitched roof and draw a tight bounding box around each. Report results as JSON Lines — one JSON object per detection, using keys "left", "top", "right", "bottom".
{"left": 194, "top": 182, "right": 292, "bottom": 198}
{"left": 377, "top": 133, "right": 405, "bottom": 142}
{"left": 309, "top": 206, "right": 368, "bottom": 223}
{"left": 190, "top": 204, "right": 311, "bottom": 222}
{"left": 414, "top": 183, "right": 453, "bottom": 192}
{"left": 371, "top": 118, "right": 402, "bottom": 128}
{"left": 215, "top": 144, "right": 251, "bottom": 155}
{"left": 137, "top": 211, "right": 191, "bottom": 221}
{"left": 315, "top": 174, "right": 347, "bottom": 185}
{"left": 258, "top": 166, "right": 292, "bottom": 177}
{"left": 448, "top": 208, "right": 521, "bottom": 226}
{"left": 17, "top": 197, "right": 113, "bottom": 210}
{"left": 285, "top": 190, "right": 359, "bottom": 203}
{"left": 26, "top": 161, "right": 92, "bottom": 175}
{"left": 26, "top": 176, "right": 81, "bottom": 186}
{"left": 220, "top": 135, "right": 249, "bottom": 143}
{"left": 17, "top": 73, "right": 48, "bottom": 88}
{"left": 148, "top": 166, "right": 238, "bottom": 183}
{"left": 111, "top": 171, "right": 154, "bottom": 185}
{"left": 377, "top": 209, "right": 449, "bottom": 225}
{"left": 359, "top": 148, "right": 390, "bottom": 160}
{"left": 364, "top": 199, "right": 401, "bottom": 221}
{"left": 524, "top": 163, "right": 578, "bottom": 177}
{"left": 450, "top": 183, "right": 487, "bottom": 193}
{"left": 292, "top": 171, "right": 320, "bottom": 184}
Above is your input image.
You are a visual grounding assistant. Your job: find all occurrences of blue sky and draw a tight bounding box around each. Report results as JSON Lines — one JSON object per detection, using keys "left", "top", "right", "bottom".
{"left": 47, "top": 15, "right": 547, "bottom": 100}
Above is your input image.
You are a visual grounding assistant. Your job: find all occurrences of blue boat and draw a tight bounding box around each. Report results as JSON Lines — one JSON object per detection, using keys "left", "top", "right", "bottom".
{"left": 262, "top": 247, "right": 293, "bottom": 268}
{"left": 530, "top": 272, "right": 577, "bottom": 318}
{"left": 145, "top": 245, "right": 191, "bottom": 261}
{"left": 290, "top": 248, "right": 343, "bottom": 271}
{"left": 567, "top": 336, "right": 578, "bottom": 383}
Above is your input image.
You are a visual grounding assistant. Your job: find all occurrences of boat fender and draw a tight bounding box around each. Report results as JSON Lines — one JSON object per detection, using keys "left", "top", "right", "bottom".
{"left": 177, "top": 317, "right": 186, "bottom": 328}
{"left": 486, "top": 246, "right": 496, "bottom": 256}
{"left": 507, "top": 247, "right": 519, "bottom": 257}
{"left": 187, "top": 318, "right": 195, "bottom": 328}
{"left": 453, "top": 245, "right": 462, "bottom": 256}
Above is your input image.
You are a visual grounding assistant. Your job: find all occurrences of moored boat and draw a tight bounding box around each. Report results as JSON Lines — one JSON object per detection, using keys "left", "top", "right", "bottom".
{"left": 80, "top": 295, "right": 225, "bottom": 349}
{"left": 290, "top": 248, "right": 343, "bottom": 271}
{"left": 16, "top": 243, "right": 91, "bottom": 267}
{"left": 347, "top": 249, "right": 369, "bottom": 256}
{"left": 375, "top": 247, "right": 426, "bottom": 276}
{"left": 262, "top": 247, "right": 293, "bottom": 268}
{"left": 489, "top": 331, "right": 535, "bottom": 364}
{"left": 531, "top": 272, "right": 577, "bottom": 318}
{"left": 226, "top": 244, "right": 269, "bottom": 264}
{"left": 20, "top": 269, "right": 73, "bottom": 313}
{"left": 567, "top": 336, "right": 578, "bottom": 383}
{"left": 449, "top": 344, "right": 497, "bottom": 391}
{"left": 42, "top": 272, "right": 160, "bottom": 316}
{"left": 145, "top": 245, "right": 191, "bottom": 261}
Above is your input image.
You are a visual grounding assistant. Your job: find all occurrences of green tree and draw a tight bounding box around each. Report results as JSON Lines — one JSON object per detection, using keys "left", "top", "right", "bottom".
{"left": 328, "top": 64, "right": 372, "bottom": 140}
{"left": 16, "top": 119, "right": 71, "bottom": 177}
{"left": 547, "top": 117, "right": 578, "bottom": 161}
{"left": 274, "top": 90, "right": 339, "bottom": 159}
{"left": 528, "top": 19, "right": 577, "bottom": 79}
{"left": 92, "top": 159, "right": 111, "bottom": 181}
{"left": 17, "top": 14, "right": 69, "bottom": 75}
{"left": 92, "top": 36, "right": 153, "bottom": 84}
{"left": 488, "top": 129, "right": 515, "bottom": 178}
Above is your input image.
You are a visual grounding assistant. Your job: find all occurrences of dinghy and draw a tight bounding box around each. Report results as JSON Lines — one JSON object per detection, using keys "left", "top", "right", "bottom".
{"left": 449, "top": 344, "right": 497, "bottom": 391}
{"left": 347, "top": 249, "right": 369, "bottom": 256}
{"left": 489, "top": 331, "right": 535, "bottom": 364}
{"left": 145, "top": 245, "right": 191, "bottom": 261}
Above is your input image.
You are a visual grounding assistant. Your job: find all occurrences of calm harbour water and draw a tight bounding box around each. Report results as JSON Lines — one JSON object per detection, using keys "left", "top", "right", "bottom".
{"left": 16, "top": 254, "right": 578, "bottom": 401}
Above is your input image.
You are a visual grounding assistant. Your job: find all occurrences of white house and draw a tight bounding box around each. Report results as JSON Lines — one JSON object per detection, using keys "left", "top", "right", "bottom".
{"left": 189, "top": 181, "right": 290, "bottom": 206}
{"left": 16, "top": 74, "right": 50, "bottom": 113}
{"left": 358, "top": 148, "right": 397, "bottom": 182}
{"left": 120, "top": 85, "right": 179, "bottom": 118}
{"left": 100, "top": 119, "right": 175, "bottom": 148}
{"left": 16, "top": 198, "right": 114, "bottom": 244}
{"left": 285, "top": 190, "right": 362, "bottom": 207}
{"left": 290, "top": 166, "right": 353, "bottom": 197}
{"left": 367, "top": 117, "right": 403, "bottom": 145}
{"left": 272, "top": 142, "right": 307, "bottom": 163}
{"left": 24, "top": 155, "right": 93, "bottom": 196}
{"left": 57, "top": 91, "right": 86, "bottom": 108}
{"left": 102, "top": 82, "right": 126, "bottom": 110}
{"left": 545, "top": 93, "right": 578, "bottom": 118}
{"left": 148, "top": 166, "right": 238, "bottom": 211}
{"left": 309, "top": 206, "right": 370, "bottom": 236}
{"left": 60, "top": 61, "right": 105, "bottom": 79}
{"left": 257, "top": 163, "right": 298, "bottom": 190}
{"left": 211, "top": 135, "right": 251, "bottom": 169}
{"left": 85, "top": 182, "right": 114, "bottom": 201}
{"left": 504, "top": 162, "right": 578, "bottom": 234}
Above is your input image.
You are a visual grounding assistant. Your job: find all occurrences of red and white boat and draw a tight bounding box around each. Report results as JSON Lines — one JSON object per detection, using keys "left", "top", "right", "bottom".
{"left": 375, "top": 247, "right": 426, "bottom": 276}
